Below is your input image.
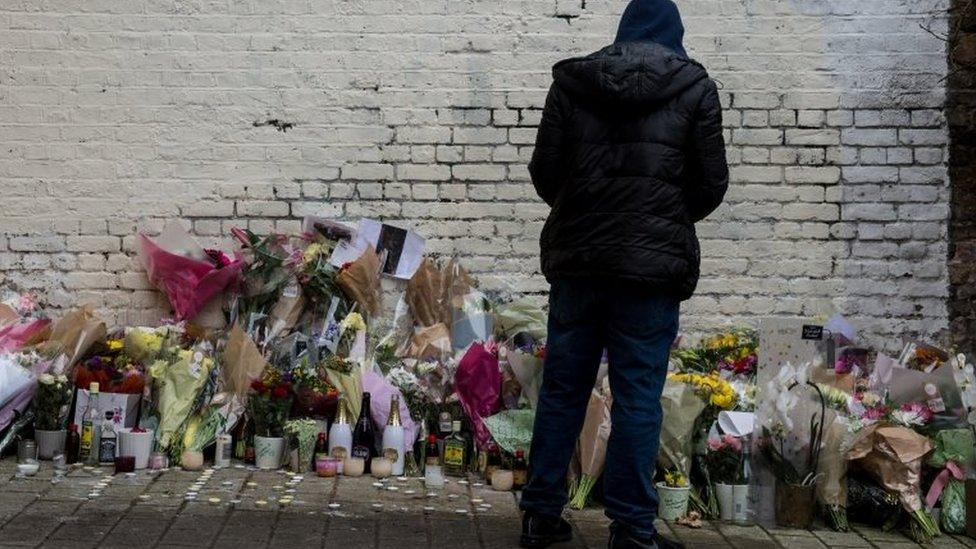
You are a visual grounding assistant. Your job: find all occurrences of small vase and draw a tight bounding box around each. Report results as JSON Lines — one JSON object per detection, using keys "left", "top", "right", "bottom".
{"left": 715, "top": 483, "right": 734, "bottom": 521}
{"left": 254, "top": 436, "right": 285, "bottom": 470}
{"left": 775, "top": 482, "right": 815, "bottom": 528}
{"left": 656, "top": 482, "right": 691, "bottom": 522}
{"left": 35, "top": 429, "right": 66, "bottom": 460}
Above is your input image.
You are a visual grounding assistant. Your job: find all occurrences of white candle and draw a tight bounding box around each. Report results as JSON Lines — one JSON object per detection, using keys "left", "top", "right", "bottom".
{"left": 371, "top": 457, "right": 393, "bottom": 478}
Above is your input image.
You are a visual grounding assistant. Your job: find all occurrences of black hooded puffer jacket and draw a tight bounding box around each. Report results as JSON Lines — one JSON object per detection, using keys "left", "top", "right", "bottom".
{"left": 531, "top": 41, "right": 729, "bottom": 301}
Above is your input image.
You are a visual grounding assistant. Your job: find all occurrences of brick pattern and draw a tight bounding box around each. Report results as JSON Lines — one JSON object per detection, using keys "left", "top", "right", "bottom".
{"left": 949, "top": 0, "right": 976, "bottom": 357}
{"left": 0, "top": 1, "right": 952, "bottom": 347}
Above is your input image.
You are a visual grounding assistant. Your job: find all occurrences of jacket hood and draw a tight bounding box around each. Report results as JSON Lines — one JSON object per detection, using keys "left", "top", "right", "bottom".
{"left": 615, "top": 0, "right": 687, "bottom": 58}
{"left": 552, "top": 42, "right": 708, "bottom": 105}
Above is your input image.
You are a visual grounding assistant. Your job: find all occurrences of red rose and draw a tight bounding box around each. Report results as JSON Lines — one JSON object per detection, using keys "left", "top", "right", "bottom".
{"left": 272, "top": 385, "right": 289, "bottom": 399}
{"left": 250, "top": 379, "right": 267, "bottom": 394}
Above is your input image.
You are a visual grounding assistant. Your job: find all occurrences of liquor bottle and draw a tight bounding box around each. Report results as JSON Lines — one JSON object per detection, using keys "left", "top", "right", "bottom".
{"left": 329, "top": 396, "right": 353, "bottom": 473}
{"left": 442, "top": 420, "right": 467, "bottom": 476}
{"left": 512, "top": 449, "right": 528, "bottom": 489}
{"left": 98, "top": 411, "right": 117, "bottom": 464}
{"left": 351, "top": 392, "right": 376, "bottom": 473}
{"left": 80, "top": 382, "right": 100, "bottom": 464}
{"left": 438, "top": 411, "right": 453, "bottom": 437}
{"left": 381, "top": 394, "right": 405, "bottom": 476}
{"left": 65, "top": 423, "right": 80, "bottom": 465}
{"left": 485, "top": 443, "right": 501, "bottom": 486}
{"left": 733, "top": 435, "right": 752, "bottom": 525}
{"left": 314, "top": 432, "right": 329, "bottom": 461}
{"left": 425, "top": 434, "right": 440, "bottom": 466}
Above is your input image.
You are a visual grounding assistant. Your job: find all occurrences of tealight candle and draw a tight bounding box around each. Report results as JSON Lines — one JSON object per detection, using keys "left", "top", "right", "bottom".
{"left": 491, "top": 469, "right": 514, "bottom": 491}
{"left": 149, "top": 452, "right": 169, "bottom": 470}
{"left": 343, "top": 457, "right": 365, "bottom": 477}
{"left": 371, "top": 457, "right": 393, "bottom": 478}
{"left": 316, "top": 457, "right": 339, "bottom": 478}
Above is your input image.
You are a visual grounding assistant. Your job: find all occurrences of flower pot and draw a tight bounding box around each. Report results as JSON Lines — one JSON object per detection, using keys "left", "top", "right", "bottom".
{"left": 255, "top": 436, "right": 285, "bottom": 470}
{"left": 656, "top": 482, "right": 691, "bottom": 521}
{"left": 775, "top": 482, "right": 815, "bottom": 528}
{"left": 716, "top": 483, "right": 734, "bottom": 521}
{"left": 35, "top": 429, "right": 66, "bottom": 460}
{"left": 118, "top": 428, "right": 154, "bottom": 469}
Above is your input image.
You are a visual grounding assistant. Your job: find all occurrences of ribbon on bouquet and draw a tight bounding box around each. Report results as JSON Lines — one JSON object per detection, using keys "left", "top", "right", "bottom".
{"left": 924, "top": 460, "right": 964, "bottom": 509}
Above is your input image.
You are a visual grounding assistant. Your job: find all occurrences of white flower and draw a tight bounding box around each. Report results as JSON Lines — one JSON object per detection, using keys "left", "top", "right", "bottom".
{"left": 38, "top": 373, "right": 55, "bottom": 385}
{"left": 56, "top": 374, "right": 68, "bottom": 384}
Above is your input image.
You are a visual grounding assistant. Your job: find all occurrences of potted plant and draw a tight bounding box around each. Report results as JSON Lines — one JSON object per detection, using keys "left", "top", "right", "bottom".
{"left": 33, "top": 373, "right": 71, "bottom": 459}
{"left": 758, "top": 366, "right": 826, "bottom": 529}
{"left": 657, "top": 469, "right": 692, "bottom": 521}
{"left": 705, "top": 434, "right": 745, "bottom": 521}
{"left": 284, "top": 418, "right": 319, "bottom": 472}
{"left": 249, "top": 378, "right": 293, "bottom": 469}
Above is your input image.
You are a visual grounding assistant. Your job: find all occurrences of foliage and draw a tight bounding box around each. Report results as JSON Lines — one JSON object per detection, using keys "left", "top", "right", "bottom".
{"left": 34, "top": 373, "right": 71, "bottom": 430}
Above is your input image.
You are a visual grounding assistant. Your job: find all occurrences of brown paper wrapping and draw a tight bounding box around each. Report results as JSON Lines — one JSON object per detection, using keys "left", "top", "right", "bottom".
{"left": 336, "top": 246, "right": 382, "bottom": 317}
{"left": 816, "top": 413, "right": 849, "bottom": 507}
{"left": 441, "top": 258, "right": 474, "bottom": 319}
{"left": 222, "top": 324, "right": 269, "bottom": 397}
{"left": 405, "top": 259, "right": 444, "bottom": 328}
{"left": 847, "top": 423, "right": 934, "bottom": 512}
{"left": 43, "top": 305, "right": 107, "bottom": 366}
{"left": 577, "top": 390, "right": 612, "bottom": 477}
{"left": 399, "top": 323, "right": 452, "bottom": 360}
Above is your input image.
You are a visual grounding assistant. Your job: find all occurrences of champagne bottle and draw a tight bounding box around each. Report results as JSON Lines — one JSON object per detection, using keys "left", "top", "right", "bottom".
{"left": 381, "top": 394, "right": 405, "bottom": 476}
{"left": 80, "top": 382, "right": 100, "bottom": 465}
{"left": 351, "top": 392, "right": 376, "bottom": 473}
{"left": 329, "top": 396, "right": 353, "bottom": 474}
{"left": 734, "top": 435, "right": 752, "bottom": 525}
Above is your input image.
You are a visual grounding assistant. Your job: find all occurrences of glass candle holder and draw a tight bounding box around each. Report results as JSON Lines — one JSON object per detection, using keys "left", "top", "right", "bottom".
{"left": 343, "top": 457, "right": 365, "bottom": 477}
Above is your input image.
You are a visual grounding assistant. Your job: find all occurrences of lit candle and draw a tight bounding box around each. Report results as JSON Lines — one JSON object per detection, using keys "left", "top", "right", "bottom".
{"left": 343, "top": 457, "right": 365, "bottom": 477}
{"left": 491, "top": 469, "right": 514, "bottom": 491}
{"left": 370, "top": 457, "right": 393, "bottom": 478}
{"left": 317, "top": 457, "right": 339, "bottom": 478}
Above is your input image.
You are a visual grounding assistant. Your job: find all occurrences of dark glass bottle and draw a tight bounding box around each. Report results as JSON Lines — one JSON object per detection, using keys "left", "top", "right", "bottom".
{"left": 352, "top": 392, "right": 377, "bottom": 473}
{"left": 65, "top": 423, "right": 80, "bottom": 464}
{"left": 314, "top": 432, "right": 328, "bottom": 461}
{"left": 513, "top": 449, "right": 528, "bottom": 489}
{"left": 425, "top": 434, "right": 440, "bottom": 466}
{"left": 485, "top": 443, "right": 502, "bottom": 485}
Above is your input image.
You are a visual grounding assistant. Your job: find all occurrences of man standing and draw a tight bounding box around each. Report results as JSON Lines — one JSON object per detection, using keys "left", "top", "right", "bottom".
{"left": 519, "top": 1, "right": 728, "bottom": 548}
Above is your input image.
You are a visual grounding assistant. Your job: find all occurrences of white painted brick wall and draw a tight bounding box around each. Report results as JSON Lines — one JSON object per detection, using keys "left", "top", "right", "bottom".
{"left": 0, "top": 0, "right": 951, "bottom": 348}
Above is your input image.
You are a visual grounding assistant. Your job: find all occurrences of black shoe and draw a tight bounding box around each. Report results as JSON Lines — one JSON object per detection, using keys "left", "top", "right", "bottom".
{"left": 520, "top": 512, "right": 573, "bottom": 548}
{"left": 608, "top": 523, "right": 684, "bottom": 549}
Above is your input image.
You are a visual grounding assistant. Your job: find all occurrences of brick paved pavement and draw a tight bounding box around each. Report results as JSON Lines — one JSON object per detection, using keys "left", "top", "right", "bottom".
{"left": 1, "top": 458, "right": 974, "bottom": 548}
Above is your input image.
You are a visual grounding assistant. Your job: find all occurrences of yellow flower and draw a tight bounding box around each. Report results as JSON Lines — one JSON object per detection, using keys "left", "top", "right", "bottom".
{"left": 340, "top": 312, "right": 366, "bottom": 333}
{"left": 107, "top": 339, "right": 124, "bottom": 352}
{"left": 303, "top": 243, "right": 325, "bottom": 265}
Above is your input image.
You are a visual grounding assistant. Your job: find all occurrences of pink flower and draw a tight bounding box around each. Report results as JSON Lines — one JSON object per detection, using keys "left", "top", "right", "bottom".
{"left": 16, "top": 293, "right": 37, "bottom": 314}
{"left": 722, "top": 433, "right": 742, "bottom": 452}
{"left": 707, "top": 437, "right": 723, "bottom": 452}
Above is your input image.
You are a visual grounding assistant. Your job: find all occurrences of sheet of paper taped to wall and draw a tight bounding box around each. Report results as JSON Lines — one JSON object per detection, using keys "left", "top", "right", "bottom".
{"left": 326, "top": 218, "right": 425, "bottom": 280}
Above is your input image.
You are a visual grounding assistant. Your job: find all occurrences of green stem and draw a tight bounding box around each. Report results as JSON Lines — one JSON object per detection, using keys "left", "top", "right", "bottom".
{"left": 569, "top": 475, "right": 597, "bottom": 510}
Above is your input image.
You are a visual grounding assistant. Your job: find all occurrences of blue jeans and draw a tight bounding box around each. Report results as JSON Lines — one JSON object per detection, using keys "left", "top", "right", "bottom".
{"left": 520, "top": 278, "right": 679, "bottom": 539}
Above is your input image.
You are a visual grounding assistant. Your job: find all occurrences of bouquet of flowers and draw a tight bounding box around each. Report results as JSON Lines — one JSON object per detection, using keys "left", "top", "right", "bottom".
{"left": 569, "top": 387, "right": 612, "bottom": 509}
{"left": 704, "top": 434, "right": 743, "bottom": 485}
{"left": 672, "top": 328, "right": 758, "bottom": 378}
{"left": 0, "top": 292, "right": 50, "bottom": 353}
{"left": 74, "top": 353, "right": 146, "bottom": 395}
{"left": 34, "top": 372, "right": 71, "bottom": 430}
{"left": 847, "top": 424, "right": 938, "bottom": 542}
{"left": 249, "top": 376, "right": 294, "bottom": 437}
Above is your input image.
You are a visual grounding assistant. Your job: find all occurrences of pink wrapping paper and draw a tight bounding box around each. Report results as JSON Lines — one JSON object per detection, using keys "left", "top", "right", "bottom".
{"left": 0, "top": 318, "right": 51, "bottom": 352}
{"left": 0, "top": 356, "right": 53, "bottom": 432}
{"left": 362, "top": 370, "right": 420, "bottom": 445}
{"left": 138, "top": 234, "right": 243, "bottom": 321}
{"left": 455, "top": 342, "right": 501, "bottom": 450}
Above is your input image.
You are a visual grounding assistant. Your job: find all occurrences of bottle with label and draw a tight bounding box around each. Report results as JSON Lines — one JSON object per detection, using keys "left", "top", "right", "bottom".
{"left": 485, "top": 443, "right": 502, "bottom": 486}
{"left": 351, "top": 392, "right": 376, "bottom": 473}
{"left": 425, "top": 434, "right": 440, "bottom": 467}
{"left": 80, "top": 382, "right": 100, "bottom": 465}
{"left": 98, "top": 410, "right": 117, "bottom": 464}
{"left": 442, "top": 420, "right": 468, "bottom": 476}
{"left": 329, "top": 396, "right": 353, "bottom": 473}
{"left": 381, "top": 394, "right": 405, "bottom": 476}
{"left": 314, "top": 432, "right": 328, "bottom": 461}
{"left": 733, "top": 435, "right": 753, "bottom": 525}
{"left": 215, "top": 434, "right": 232, "bottom": 468}
{"left": 513, "top": 449, "right": 528, "bottom": 489}
{"left": 65, "top": 423, "right": 80, "bottom": 465}
{"left": 438, "top": 411, "right": 453, "bottom": 437}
